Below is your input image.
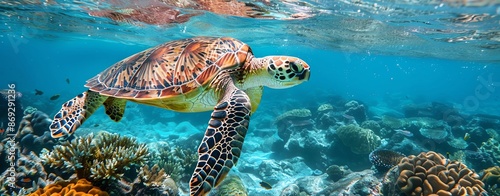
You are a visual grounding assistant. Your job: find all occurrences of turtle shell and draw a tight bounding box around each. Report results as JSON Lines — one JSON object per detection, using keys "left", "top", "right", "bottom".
{"left": 85, "top": 37, "right": 251, "bottom": 99}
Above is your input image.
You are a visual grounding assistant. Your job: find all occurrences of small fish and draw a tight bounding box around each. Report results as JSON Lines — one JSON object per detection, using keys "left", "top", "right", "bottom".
{"left": 34, "top": 89, "right": 44, "bottom": 95}
{"left": 464, "top": 133, "right": 471, "bottom": 141}
{"left": 66, "top": 78, "right": 70, "bottom": 84}
{"left": 260, "top": 181, "right": 272, "bottom": 190}
{"left": 394, "top": 129, "right": 413, "bottom": 137}
{"left": 446, "top": 152, "right": 451, "bottom": 159}
{"left": 93, "top": 124, "right": 100, "bottom": 127}
{"left": 50, "top": 94, "right": 60, "bottom": 100}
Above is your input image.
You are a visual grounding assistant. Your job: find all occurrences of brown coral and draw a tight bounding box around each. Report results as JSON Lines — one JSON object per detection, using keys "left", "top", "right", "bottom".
{"left": 383, "top": 151, "right": 487, "bottom": 196}
{"left": 29, "top": 178, "right": 108, "bottom": 196}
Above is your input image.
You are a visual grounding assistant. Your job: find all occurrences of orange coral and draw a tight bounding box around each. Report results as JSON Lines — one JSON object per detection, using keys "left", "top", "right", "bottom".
{"left": 383, "top": 151, "right": 487, "bottom": 196}
{"left": 29, "top": 179, "right": 109, "bottom": 196}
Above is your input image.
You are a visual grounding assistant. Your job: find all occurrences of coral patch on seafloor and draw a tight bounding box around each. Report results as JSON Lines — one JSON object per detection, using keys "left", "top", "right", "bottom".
{"left": 28, "top": 178, "right": 108, "bottom": 196}
{"left": 16, "top": 111, "right": 59, "bottom": 154}
{"left": 212, "top": 175, "right": 247, "bottom": 196}
{"left": 382, "top": 151, "right": 487, "bottom": 196}
{"left": 335, "top": 124, "right": 381, "bottom": 154}
{"left": 480, "top": 138, "right": 500, "bottom": 165}
{"left": 40, "top": 132, "right": 149, "bottom": 185}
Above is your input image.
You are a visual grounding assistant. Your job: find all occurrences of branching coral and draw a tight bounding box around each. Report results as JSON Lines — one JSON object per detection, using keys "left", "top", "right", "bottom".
{"left": 382, "top": 151, "right": 487, "bottom": 196}
{"left": 41, "top": 132, "right": 149, "bottom": 184}
{"left": 335, "top": 124, "right": 381, "bottom": 154}
{"left": 28, "top": 178, "right": 108, "bottom": 196}
{"left": 150, "top": 142, "right": 197, "bottom": 182}
{"left": 117, "top": 164, "right": 178, "bottom": 196}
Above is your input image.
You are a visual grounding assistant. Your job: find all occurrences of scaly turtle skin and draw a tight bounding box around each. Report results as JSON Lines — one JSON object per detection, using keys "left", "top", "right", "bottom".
{"left": 49, "top": 36, "right": 310, "bottom": 195}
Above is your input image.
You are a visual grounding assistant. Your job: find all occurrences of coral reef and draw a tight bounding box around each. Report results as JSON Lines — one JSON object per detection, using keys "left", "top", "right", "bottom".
{"left": 41, "top": 132, "right": 149, "bottom": 185}
{"left": 28, "top": 178, "right": 108, "bottom": 196}
{"left": 275, "top": 108, "right": 313, "bottom": 142}
{"left": 149, "top": 142, "right": 197, "bottom": 182}
{"left": 382, "top": 151, "right": 487, "bottom": 196}
{"left": 479, "top": 138, "right": 500, "bottom": 165}
{"left": 335, "top": 124, "right": 381, "bottom": 154}
{"left": 16, "top": 111, "right": 58, "bottom": 154}
{"left": 318, "top": 169, "right": 381, "bottom": 195}
{"left": 325, "top": 165, "right": 350, "bottom": 181}
{"left": 344, "top": 100, "right": 367, "bottom": 123}
{"left": 368, "top": 149, "right": 405, "bottom": 172}
{"left": 361, "top": 120, "right": 381, "bottom": 134}
{"left": 482, "top": 166, "right": 500, "bottom": 194}
{"left": 212, "top": 175, "right": 247, "bottom": 196}
{"left": 117, "top": 164, "right": 178, "bottom": 196}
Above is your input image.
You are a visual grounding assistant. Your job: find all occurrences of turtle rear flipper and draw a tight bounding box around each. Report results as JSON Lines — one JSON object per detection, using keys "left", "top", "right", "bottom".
{"left": 103, "top": 97, "right": 127, "bottom": 122}
{"left": 50, "top": 90, "right": 107, "bottom": 138}
{"left": 190, "top": 87, "right": 251, "bottom": 196}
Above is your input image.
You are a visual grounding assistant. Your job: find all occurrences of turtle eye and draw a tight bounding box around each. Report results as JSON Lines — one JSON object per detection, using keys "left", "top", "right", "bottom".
{"left": 290, "top": 62, "right": 301, "bottom": 73}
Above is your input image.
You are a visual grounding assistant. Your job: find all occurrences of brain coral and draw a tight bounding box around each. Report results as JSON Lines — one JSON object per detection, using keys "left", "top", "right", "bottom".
{"left": 335, "top": 124, "right": 381, "bottom": 154}
{"left": 382, "top": 151, "right": 487, "bottom": 196}
{"left": 28, "top": 178, "right": 108, "bottom": 196}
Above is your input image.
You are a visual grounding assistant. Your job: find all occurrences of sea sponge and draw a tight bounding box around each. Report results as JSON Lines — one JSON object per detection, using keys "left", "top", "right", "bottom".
{"left": 28, "top": 178, "right": 108, "bottom": 196}
{"left": 335, "top": 124, "right": 381, "bottom": 154}
{"left": 41, "top": 132, "right": 149, "bottom": 184}
{"left": 382, "top": 151, "right": 487, "bottom": 196}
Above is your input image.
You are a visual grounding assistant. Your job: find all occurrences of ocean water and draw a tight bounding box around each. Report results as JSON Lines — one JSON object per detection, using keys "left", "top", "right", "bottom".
{"left": 1, "top": 0, "right": 500, "bottom": 195}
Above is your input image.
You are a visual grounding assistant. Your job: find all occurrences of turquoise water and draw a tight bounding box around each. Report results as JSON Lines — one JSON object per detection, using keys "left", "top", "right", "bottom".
{"left": 1, "top": 0, "right": 500, "bottom": 195}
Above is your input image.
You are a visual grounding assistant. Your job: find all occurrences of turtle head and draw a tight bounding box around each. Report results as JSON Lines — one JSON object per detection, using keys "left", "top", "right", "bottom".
{"left": 262, "top": 56, "right": 310, "bottom": 89}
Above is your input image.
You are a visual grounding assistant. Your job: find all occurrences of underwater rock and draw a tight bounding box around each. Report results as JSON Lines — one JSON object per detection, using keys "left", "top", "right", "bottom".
{"left": 335, "top": 124, "right": 381, "bottom": 154}
{"left": 361, "top": 120, "right": 381, "bottom": 134}
{"left": 212, "top": 175, "right": 247, "bottom": 196}
{"left": 325, "top": 165, "right": 350, "bottom": 181}
{"left": 275, "top": 108, "right": 313, "bottom": 142}
{"left": 256, "top": 157, "right": 312, "bottom": 185}
{"left": 282, "top": 128, "right": 331, "bottom": 168}
{"left": 468, "top": 113, "right": 500, "bottom": 130}
{"left": 316, "top": 170, "right": 381, "bottom": 195}
{"left": 295, "top": 175, "right": 329, "bottom": 195}
{"left": 344, "top": 100, "right": 367, "bottom": 123}
{"left": 382, "top": 151, "right": 487, "bottom": 196}
{"left": 402, "top": 102, "right": 460, "bottom": 121}
{"left": 368, "top": 149, "right": 405, "bottom": 172}
{"left": 280, "top": 183, "right": 300, "bottom": 196}
{"left": 29, "top": 178, "right": 109, "bottom": 196}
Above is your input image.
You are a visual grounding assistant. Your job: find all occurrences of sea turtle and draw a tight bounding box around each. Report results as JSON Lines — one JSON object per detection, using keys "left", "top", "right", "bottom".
{"left": 49, "top": 36, "right": 310, "bottom": 195}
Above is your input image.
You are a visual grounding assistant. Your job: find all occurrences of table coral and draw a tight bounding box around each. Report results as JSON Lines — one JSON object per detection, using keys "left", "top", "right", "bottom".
{"left": 382, "top": 151, "right": 487, "bottom": 196}
{"left": 40, "top": 132, "right": 149, "bottom": 185}
{"left": 28, "top": 178, "right": 108, "bottom": 196}
{"left": 335, "top": 124, "right": 381, "bottom": 154}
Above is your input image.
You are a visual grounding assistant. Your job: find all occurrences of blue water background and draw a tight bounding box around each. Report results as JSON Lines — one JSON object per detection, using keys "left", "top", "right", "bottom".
{"left": 1, "top": 37, "right": 499, "bottom": 118}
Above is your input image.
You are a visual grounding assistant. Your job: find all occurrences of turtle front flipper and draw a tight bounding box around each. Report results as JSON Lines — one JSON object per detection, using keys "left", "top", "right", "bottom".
{"left": 50, "top": 90, "right": 107, "bottom": 138}
{"left": 190, "top": 88, "right": 251, "bottom": 196}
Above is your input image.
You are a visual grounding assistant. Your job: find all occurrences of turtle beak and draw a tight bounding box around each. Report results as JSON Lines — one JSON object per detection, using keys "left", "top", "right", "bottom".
{"left": 298, "top": 69, "right": 310, "bottom": 81}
